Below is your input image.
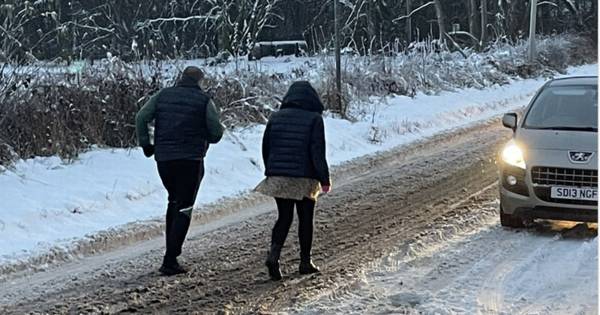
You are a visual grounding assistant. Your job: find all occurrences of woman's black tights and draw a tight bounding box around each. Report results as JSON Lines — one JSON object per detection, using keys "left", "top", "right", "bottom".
{"left": 271, "top": 198, "right": 316, "bottom": 261}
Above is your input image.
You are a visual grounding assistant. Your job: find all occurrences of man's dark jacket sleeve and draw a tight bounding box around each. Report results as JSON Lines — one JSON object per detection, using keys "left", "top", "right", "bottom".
{"left": 206, "top": 100, "right": 224, "bottom": 144}
{"left": 310, "top": 116, "right": 330, "bottom": 186}
{"left": 135, "top": 91, "right": 160, "bottom": 147}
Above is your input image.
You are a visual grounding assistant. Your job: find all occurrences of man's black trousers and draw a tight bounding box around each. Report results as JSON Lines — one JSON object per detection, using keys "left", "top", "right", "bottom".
{"left": 157, "top": 159, "right": 204, "bottom": 262}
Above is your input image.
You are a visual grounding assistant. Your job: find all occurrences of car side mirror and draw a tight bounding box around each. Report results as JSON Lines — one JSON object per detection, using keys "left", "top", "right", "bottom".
{"left": 502, "top": 113, "right": 517, "bottom": 132}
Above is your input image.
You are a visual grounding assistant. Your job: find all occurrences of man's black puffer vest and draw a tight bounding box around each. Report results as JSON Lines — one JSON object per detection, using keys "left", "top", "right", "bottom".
{"left": 154, "top": 76, "right": 210, "bottom": 161}
{"left": 263, "top": 81, "right": 330, "bottom": 185}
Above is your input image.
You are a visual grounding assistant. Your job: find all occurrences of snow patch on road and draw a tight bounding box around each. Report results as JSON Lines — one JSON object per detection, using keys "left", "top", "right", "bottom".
{"left": 0, "top": 64, "right": 596, "bottom": 265}
{"left": 293, "top": 199, "right": 597, "bottom": 315}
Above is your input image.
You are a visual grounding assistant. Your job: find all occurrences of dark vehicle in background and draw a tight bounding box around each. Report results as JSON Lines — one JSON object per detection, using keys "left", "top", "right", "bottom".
{"left": 248, "top": 40, "right": 308, "bottom": 60}
{"left": 498, "top": 76, "right": 598, "bottom": 227}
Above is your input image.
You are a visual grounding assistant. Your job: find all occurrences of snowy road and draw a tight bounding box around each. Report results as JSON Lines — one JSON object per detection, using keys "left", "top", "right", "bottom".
{"left": 2, "top": 117, "right": 596, "bottom": 314}
{"left": 293, "top": 196, "right": 597, "bottom": 315}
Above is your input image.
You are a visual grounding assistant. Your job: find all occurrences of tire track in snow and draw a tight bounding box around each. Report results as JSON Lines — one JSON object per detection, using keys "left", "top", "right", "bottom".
{"left": 476, "top": 233, "right": 560, "bottom": 314}
{"left": 504, "top": 235, "right": 598, "bottom": 315}
{"left": 294, "top": 193, "right": 597, "bottom": 315}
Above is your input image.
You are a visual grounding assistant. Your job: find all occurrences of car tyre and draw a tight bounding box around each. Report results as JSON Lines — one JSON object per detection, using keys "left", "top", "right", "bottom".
{"left": 500, "top": 203, "right": 525, "bottom": 228}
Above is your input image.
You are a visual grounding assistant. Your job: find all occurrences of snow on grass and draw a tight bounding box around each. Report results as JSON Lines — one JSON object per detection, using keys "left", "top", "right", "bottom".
{"left": 0, "top": 63, "right": 596, "bottom": 265}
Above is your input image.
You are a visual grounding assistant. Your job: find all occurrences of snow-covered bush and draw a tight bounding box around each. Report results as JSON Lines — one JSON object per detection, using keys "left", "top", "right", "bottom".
{"left": 330, "top": 34, "right": 594, "bottom": 118}
{"left": 0, "top": 64, "right": 162, "bottom": 163}
{"left": 0, "top": 34, "right": 594, "bottom": 165}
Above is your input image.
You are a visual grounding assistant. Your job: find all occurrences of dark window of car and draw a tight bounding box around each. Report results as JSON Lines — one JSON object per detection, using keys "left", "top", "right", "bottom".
{"left": 524, "top": 84, "right": 598, "bottom": 131}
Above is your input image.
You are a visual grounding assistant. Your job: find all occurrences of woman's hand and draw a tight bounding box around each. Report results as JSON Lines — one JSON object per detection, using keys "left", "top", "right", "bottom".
{"left": 142, "top": 145, "right": 155, "bottom": 158}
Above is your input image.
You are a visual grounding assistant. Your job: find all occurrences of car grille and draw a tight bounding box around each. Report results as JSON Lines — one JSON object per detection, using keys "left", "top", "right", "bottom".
{"left": 531, "top": 167, "right": 597, "bottom": 188}
{"left": 531, "top": 167, "right": 598, "bottom": 206}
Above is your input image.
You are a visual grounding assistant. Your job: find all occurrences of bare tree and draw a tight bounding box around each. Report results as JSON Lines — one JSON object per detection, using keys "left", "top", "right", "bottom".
{"left": 208, "top": 0, "right": 282, "bottom": 56}
{"left": 406, "top": 0, "right": 412, "bottom": 43}
{"left": 0, "top": 1, "right": 59, "bottom": 62}
{"left": 468, "top": 0, "right": 480, "bottom": 41}
{"left": 480, "top": 0, "right": 487, "bottom": 43}
{"left": 1, "top": 0, "right": 597, "bottom": 61}
{"left": 433, "top": 0, "right": 447, "bottom": 42}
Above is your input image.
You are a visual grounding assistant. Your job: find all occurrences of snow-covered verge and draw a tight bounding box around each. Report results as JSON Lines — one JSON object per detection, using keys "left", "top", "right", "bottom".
{"left": 0, "top": 64, "right": 596, "bottom": 266}
{"left": 290, "top": 199, "right": 597, "bottom": 315}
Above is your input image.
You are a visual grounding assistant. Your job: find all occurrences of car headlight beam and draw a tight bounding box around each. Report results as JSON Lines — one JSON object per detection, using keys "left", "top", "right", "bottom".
{"left": 502, "top": 142, "right": 526, "bottom": 169}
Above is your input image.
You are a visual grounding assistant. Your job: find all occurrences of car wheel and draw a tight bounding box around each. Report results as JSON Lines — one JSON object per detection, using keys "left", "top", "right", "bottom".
{"left": 499, "top": 203, "right": 525, "bottom": 228}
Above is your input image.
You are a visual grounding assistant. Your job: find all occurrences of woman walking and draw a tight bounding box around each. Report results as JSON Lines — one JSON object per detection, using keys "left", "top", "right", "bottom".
{"left": 256, "top": 81, "right": 331, "bottom": 281}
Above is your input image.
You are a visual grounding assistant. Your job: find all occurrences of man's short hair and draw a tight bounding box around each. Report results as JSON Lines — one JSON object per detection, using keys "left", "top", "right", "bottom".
{"left": 183, "top": 66, "right": 204, "bottom": 82}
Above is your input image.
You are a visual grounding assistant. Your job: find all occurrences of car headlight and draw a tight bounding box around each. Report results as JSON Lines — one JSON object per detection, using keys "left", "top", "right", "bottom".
{"left": 501, "top": 141, "right": 526, "bottom": 169}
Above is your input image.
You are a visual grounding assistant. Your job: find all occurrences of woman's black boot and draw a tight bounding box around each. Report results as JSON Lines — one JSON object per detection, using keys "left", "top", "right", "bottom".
{"left": 265, "top": 244, "right": 283, "bottom": 281}
{"left": 299, "top": 254, "right": 320, "bottom": 275}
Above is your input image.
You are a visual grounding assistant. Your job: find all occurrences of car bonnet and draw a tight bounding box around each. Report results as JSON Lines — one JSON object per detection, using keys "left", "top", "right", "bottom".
{"left": 516, "top": 128, "right": 598, "bottom": 151}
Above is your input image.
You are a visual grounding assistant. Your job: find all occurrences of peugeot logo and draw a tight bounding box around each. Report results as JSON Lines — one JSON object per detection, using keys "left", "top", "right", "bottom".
{"left": 568, "top": 151, "right": 594, "bottom": 164}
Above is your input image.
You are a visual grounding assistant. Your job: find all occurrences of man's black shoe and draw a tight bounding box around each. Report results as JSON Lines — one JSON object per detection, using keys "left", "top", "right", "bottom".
{"left": 159, "top": 258, "right": 187, "bottom": 276}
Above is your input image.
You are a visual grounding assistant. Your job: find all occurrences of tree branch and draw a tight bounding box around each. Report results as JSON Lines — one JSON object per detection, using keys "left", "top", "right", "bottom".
{"left": 393, "top": 1, "right": 435, "bottom": 22}
{"left": 135, "top": 15, "right": 219, "bottom": 31}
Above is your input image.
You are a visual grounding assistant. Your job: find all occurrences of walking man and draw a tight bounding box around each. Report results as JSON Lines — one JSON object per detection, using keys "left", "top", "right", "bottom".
{"left": 136, "top": 66, "right": 224, "bottom": 276}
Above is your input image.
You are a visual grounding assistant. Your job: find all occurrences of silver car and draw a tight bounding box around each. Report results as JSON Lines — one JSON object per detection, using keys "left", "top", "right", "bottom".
{"left": 499, "top": 76, "right": 598, "bottom": 227}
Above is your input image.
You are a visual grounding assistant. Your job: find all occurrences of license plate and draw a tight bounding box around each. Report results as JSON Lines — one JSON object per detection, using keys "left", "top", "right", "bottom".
{"left": 551, "top": 186, "right": 598, "bottom": 201}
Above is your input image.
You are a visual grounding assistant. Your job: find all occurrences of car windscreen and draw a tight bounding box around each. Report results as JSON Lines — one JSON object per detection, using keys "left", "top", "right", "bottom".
{"left": 524, "top": 85, "right": 598, "bottom": 131}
